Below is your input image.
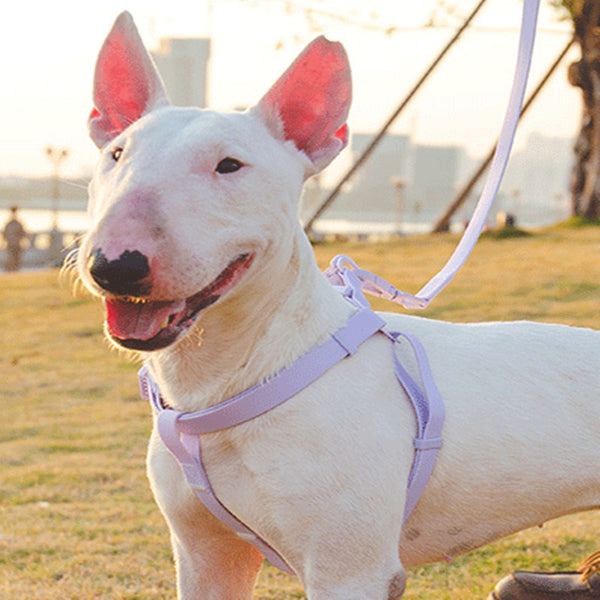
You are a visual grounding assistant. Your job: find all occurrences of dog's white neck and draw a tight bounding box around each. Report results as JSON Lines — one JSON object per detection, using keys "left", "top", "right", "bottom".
{"left": 146, "top": 228, "right": 354, "bottom": 413}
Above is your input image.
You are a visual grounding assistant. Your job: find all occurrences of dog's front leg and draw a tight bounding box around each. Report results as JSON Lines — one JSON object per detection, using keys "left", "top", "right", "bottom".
{"left": 302, "top": 562, "right": 407, "bottom": 600}
{"left": 291, "top": 513, "right": 407, "bottom": 600}
{"left": 172, "top": 532, "right": 263, "bottom": 600}
{"left": 147, "top": 428, "right": 263, "bottom": 600}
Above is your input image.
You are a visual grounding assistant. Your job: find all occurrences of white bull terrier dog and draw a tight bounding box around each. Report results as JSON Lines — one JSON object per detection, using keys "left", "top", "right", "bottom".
{"left": 77, "top": 12, "right": 600, "bottom": 600}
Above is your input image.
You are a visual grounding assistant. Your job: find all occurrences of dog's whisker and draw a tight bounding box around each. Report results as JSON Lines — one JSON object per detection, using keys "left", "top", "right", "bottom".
{"left": 59, "top": 248, "right": 80, "bottom": 287}
{"left": 62, "top": 178, "right": 90, "bottom": 192}
{"left": 59, "top": 246, "right": 96, "bottom": 300}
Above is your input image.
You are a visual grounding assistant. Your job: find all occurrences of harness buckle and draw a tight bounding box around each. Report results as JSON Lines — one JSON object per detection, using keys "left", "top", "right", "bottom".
{"left": 331, "top": 329, "right": 359, "bottom": 355}
{"left": 414, "top": 436, "right": 443, "bottom": 451}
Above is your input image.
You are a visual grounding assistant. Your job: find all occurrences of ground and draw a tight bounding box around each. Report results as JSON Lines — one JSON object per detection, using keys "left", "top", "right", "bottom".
{"left": 1, "top": 225, "right": 599, "bottom": 599}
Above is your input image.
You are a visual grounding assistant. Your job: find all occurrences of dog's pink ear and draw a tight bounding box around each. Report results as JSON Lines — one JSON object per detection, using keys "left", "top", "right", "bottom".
{"left": 88, "top": 12, "right": 169, "bottom": 148}
{"left": 255, "top": 37, "right": 351, "bottom": 173}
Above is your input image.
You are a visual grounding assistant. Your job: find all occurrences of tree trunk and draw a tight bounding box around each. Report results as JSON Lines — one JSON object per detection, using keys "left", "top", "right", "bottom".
{"left": 568, "top": 0, "right": 600, "bottom": 219}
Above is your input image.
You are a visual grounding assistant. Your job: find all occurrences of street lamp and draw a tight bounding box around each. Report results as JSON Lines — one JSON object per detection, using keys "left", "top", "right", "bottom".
{"left": 45, "top": 146, "right": 69, "bottom": 230}
{"left": 390, "top": 177, "right": 406, "bottom": 236}
{"left": 45, "top": 146, "right": 69, "bottom": 266}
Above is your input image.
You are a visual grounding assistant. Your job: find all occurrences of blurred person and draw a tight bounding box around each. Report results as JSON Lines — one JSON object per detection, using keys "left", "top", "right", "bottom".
{"left": 2, "top": 206, "right": 27, "bottom": 271}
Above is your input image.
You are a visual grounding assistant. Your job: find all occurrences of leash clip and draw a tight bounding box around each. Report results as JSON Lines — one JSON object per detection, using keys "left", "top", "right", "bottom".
{"left": 323, "top": 255, "right": 371, "bottom": 309}
{"left": 325, "top": 254, "right": 428, "bottom": 310}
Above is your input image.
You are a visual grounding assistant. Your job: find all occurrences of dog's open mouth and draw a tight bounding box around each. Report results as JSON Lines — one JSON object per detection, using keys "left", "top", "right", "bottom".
{"left": 104, "top": 253, "right": 254, "bottom": 351}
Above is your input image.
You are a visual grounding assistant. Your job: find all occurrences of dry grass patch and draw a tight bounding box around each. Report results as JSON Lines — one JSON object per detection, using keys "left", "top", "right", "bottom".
{"left": 1, "top": 226, "right": 598, "bottom": 598}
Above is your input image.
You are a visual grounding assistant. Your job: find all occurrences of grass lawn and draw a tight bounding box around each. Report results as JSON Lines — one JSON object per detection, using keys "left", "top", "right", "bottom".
{"left": 1, "top": 225, "right": 599, "bottom": 599}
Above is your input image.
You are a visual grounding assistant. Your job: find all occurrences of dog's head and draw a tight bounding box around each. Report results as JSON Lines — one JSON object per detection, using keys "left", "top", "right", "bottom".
{"left": 78, "top": 12, "right": 351, "bottom": 352}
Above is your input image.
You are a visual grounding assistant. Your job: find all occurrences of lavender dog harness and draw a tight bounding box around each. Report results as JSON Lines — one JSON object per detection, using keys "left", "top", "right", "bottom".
{"left": 139, "top": 256, "right": 445, "bottom": 575}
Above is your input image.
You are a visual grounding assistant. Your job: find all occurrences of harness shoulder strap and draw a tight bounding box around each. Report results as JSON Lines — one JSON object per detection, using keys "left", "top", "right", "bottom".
{"left": 174, "top": 308, "right": 386, "bottom": 435}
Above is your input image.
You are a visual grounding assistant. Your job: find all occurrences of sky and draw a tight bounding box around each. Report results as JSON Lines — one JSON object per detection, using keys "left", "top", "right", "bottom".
{"left": 0, "top": 0, "right": 578, "bottom": 180}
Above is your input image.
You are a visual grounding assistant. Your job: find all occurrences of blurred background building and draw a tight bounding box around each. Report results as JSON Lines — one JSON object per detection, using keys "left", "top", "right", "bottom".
{"left": 0, "top": 15, "right": 577, "bottom": 268}
{"left": 151, "top": 37, "right": 212, "bottom": 108}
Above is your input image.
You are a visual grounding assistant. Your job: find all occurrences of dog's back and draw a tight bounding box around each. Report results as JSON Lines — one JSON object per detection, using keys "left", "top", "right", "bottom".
{"left": 380, "top": 314, "right": 600, "bottom": 566}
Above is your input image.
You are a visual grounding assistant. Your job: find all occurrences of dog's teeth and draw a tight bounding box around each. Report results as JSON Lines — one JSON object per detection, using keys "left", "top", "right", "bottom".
{"left": 159, "top": 316, "right": 170, "bottom": 330}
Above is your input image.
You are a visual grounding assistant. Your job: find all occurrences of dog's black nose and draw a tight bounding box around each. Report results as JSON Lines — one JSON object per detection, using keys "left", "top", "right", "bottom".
{"left": 88, "top": 248, "right": 151, "bottom": 296}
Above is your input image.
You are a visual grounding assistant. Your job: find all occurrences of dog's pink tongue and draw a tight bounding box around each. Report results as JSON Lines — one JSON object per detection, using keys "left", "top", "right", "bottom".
{"left": 105, "top": 298, "right": 185, "bottom": 340}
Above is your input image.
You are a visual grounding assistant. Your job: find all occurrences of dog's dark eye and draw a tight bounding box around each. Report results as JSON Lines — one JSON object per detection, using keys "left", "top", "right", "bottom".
{"left": 216, "top": 157, "right": 243, "bottom": 174}
{"left": 111, "top": 147, "right": 124, "bottom": 161}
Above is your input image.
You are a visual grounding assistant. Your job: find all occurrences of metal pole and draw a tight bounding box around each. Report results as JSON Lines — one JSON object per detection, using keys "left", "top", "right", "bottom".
{"left": 431, "top": 36, "right": 575, "bottom": 233}
{"left": 303, "top": 0, "right": 489, "bottom": 234}
{"left": 45, "top": 146, "right": 69, "bottom": 266}
{"left": 45, "top": 146, "right": 69, "bottom": 230}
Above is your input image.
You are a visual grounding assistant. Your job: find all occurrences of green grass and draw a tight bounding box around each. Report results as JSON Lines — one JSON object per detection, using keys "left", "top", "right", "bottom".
{"left": 554, "top": 216, "right": 600, "bottom": 229}
{"left": 1, "top": 226, "right": 599, "bottom": 599}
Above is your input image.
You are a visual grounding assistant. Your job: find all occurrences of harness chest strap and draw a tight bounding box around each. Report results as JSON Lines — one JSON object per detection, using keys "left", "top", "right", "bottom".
{"left": 139, "top": 306, "right": 444, "bottom": 576}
